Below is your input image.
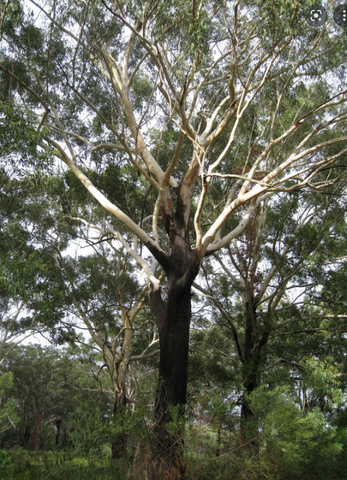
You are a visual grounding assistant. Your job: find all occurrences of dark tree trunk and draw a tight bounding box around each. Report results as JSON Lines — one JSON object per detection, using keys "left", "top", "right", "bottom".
{"left": 35, "top": 420, "right": 42, "bottom": 452}
{"left": 155, "top": 278, "right": 192, "bottom": 418}
{"left": 111, "top": 382, "right": 127, "bottom": 460}
{"left": 240, "top": 297, "right": 271, "bottom": 449}
{"left": 241, "top": 367, "right": 259, "bottom": 420}
{"left": 241, "top": 360, "right": 260, "bottom": 450}
{"left": 146, "top": 173, "right": 201, "bottom": 478}
{"left": 149, "top": 226, "right": 200, "bottom": 478}
{"left": 55, "top": 419, "right": 62, "bottom": 448}
{"left": 240, "top": 299, "right": 260, "bottom": 447}
{"left": 153, "top": 279, "right": 192, "bottom": 477}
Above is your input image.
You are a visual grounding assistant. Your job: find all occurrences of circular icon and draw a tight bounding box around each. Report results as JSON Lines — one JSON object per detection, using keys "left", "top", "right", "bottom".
{"left": 334, "top": 4, "right": 347, "bottom": 27}
{"left": 305, "top": 4, "right": 327, "bottom": 26}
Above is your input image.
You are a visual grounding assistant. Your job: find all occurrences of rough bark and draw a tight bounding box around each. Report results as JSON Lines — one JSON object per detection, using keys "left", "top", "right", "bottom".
{"left": 241, "top": 294, "right": 271, "bottom": 449}
{"left": 111, "top": 386, "right": 127, "bottom": 460}
{"left": 35, "top": 417, "right": 42, "bottom": 452}
{"left": 241, "top": 298, "right": 259, "bottom": 421}
{"left": 239, "top": 294, "right": 262, "bottom": 454}
{"left": 152, "top": 282, "right": 192, "bottom": 478}
{"left": 149, "top": 193, "right": 201, "bottom": 479}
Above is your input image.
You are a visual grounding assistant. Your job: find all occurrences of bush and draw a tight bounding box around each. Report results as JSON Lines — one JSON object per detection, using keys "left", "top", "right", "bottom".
{"left": 250, "top": 386, "right": 347, "bottom": 480}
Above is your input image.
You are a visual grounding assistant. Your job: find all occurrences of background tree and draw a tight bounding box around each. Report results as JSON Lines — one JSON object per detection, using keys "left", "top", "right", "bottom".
{"left": 0, "top": 164, "right": 160, "bottom": 459}
{"left": 0, "top": 342, "right": 112, "bottom": 452}
{"left": 193, "top": 177, "right": 347, "bottom": 441}
{"left": 0, "top": 167, "right": 67, "bottom": 363}
{"left": 52, "top": 237, "right": 159, "bottom": 459}
{"left": 0, "top": 370, "right": 18, "bottom": 442}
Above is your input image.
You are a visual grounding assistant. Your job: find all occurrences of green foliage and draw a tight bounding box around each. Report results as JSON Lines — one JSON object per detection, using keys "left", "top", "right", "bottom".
{"left": 153, "top": 0, "right": 210, "bottom": 60}
{"left": 66, "top": 404, "right": 112, "bottom": 462}
{"left": 0, "top": 447, "right": 124, "bottom": 480}
{"left": 255, "top": 0, "right": 313, "bottom": 36}
{"left": 1, "top": 339, "right": 346, "bottom": 478}
{"left": 0, "top": 371, "right": 19, "bottom": 435}
{"left": 250, "top": 386, "right": 346, "bottom": 480}
{"left": 0, "top": 0, "right": 23, "bottom": 37}
{"left": 0, "top": 101, "right": 48, "bottom": 168}
{"left": 301, "top": 357, "right": 345, "bottom": 411}
{"left": 1, "top": 343, "right": 112, "bottom": 451}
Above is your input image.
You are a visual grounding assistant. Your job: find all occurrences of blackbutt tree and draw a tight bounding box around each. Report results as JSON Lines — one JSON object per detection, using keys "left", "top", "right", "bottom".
{"left": 1, "top": 0, "right": 347, "bottom": 475}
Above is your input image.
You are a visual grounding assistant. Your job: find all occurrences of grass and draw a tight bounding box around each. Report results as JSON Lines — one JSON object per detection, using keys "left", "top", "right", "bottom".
{"left": 0, "top": 449, "right": 128, "bottom": 480}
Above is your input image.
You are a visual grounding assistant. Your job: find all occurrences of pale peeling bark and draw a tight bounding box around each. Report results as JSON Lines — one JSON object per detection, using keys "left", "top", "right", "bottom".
{"left": 28, "top": 11, "right": 346, "bottom": 266}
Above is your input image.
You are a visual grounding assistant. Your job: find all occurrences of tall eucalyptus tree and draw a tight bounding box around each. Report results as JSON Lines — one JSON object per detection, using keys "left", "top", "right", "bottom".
{"left": 1, "top": 0, "right": 347, "bottom": 474}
